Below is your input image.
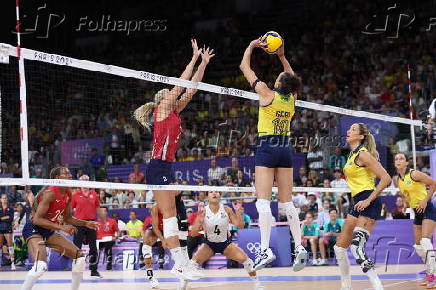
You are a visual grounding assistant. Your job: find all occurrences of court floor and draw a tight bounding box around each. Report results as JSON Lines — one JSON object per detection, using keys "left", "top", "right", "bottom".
{"left": 0, "top": 264, "right": 424, "bottom": 290}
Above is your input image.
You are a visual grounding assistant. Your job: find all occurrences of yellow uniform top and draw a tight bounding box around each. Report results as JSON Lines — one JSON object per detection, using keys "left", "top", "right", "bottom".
{"left": 343, "top": 145, "right": 376, "bottom": 197}
{"left": 257, "top": 90, "right": 295, "bottom": 136}
{"left": 125, "top": 219, "right": 143, "bottom": 238}
{"left": 397, "top": 168, "right": 427, "bottom": 208}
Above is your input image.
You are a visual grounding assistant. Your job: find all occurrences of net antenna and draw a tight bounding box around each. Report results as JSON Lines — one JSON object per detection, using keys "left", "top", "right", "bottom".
{"left": 407, "top": 63, "right": 417, "bottom": 169}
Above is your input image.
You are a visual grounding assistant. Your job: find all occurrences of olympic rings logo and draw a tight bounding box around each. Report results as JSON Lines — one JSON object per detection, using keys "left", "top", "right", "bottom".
{"left": 246, "top": 242, "right": 261, "bottom": 254}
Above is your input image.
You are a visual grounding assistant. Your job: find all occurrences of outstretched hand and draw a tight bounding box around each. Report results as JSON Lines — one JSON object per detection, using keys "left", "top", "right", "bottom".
{"left": 201, "top": 46, "right": 215, "bottom": 64}
{"left": 249, "top": 38, "right": 263, "bottom": 49}
{"left": 191, "top": 39, "right": 201, "bottom": 58}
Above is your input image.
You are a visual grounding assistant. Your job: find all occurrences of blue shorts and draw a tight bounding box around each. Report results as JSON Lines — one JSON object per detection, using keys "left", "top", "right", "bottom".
{"left": 22, "top": 221, "right": 55, "bottom": 241}
{"left": 146, "top": 159, "right": 175, "bottom": 185}
{"left": 348, "top": 190, "right": 382, "bottom": 220}
{"left": 255, "top": 135, "right": 293, "bottom": 168}
{"left": 413, "top": 202, "right": 436, "bottom": 225}
{"left": 205, "top": 238, "right": 232, "bottom": 254}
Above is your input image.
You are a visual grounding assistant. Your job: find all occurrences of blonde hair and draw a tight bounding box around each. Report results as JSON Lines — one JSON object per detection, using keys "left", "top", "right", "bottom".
{"left": 357, "top": 123, "right": 379, "bottom": 160}
{"left": 133, "top": 89, "right": 167, "bottom": 131}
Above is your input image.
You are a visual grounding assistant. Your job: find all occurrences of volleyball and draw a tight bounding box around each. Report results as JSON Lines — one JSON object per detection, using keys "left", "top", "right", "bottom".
{"left": 260, "top": 31, "right": 283, "bottom": 54}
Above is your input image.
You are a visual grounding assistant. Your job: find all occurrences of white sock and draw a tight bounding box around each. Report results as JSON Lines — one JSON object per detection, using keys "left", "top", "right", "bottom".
{"left": 421, "top": 238, "right": 436, "bottom": 274}
{"left": 181, "top": 246, "right": 189, "bottom": 264}
{"left": 334, "top": 245, "right": 351, "bottom": 285}
{"left": 170, "top": 247, "right": 184, "bottom": 268}
{"left": 71, "top": 272, "right": 83, "bottom": 290}
{"left": 21, "top": 261, "right": 47, "bottom": 290}
{"left": 366, "top": 268, "right": 383, "bottom": 289}
{"left": 281, "top": 202, "right": 302, "bottom": 247}
{"left": 256, "top": 199, "right": 272, "bottom": 250}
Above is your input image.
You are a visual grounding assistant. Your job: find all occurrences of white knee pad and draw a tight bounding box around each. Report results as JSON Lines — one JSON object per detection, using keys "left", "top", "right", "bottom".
{"left": 163, "top": 217, "right": 179, "bottom": 238}
{"left": 256, "top": 199, "right": 271, "bottom": 213}
{"left": 72, "top": 256, "right": 86, "bottom": 273}
{"left": 142, "top": 244, "right": 152, "bottom": 259}
{"left": 334, "top": 245, "right": 347, "bottom": 260}
{"left": 8, "top": 246, "right": 14, "bottom": 255}
{"left": 29, "top": 261, "right": 48, "bottom": 278}
{"left": 243, "top": 258, "right": 254, "bottom": 273}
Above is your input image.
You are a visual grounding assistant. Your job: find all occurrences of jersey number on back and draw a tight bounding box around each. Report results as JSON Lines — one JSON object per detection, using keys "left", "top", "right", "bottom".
{"left": 272, "top": 118, "right": 289, "bottom": 135}
{"left": 214, "top": 225, "right": 221, "bottom": 236}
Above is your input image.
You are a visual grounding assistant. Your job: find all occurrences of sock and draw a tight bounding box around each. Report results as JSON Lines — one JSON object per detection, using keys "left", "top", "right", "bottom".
{"left": 256, "top": 199, "right": 272, "bottom": 250}
{"left": 21, "top": 261, "right": 47, "bottom": 290}
{"left": 334, "top": 245, "right": 351, "bottom": 285}
{"left": 71, "top": 272, "right": 83, "bottom": 290}
{"left": 281, "top": 201, "right": 302, "bottom": 247}
{"left": 421, "top": 238, "right": 436, "bottom": 275}
{"left": 181, "top": 246, "right": 189, "bottom": 264}
{"left": 170, "top": 247, "right": 184, "bottom": 268}
{"left": 366, "top": 268, "right": 383, "bottom": 289}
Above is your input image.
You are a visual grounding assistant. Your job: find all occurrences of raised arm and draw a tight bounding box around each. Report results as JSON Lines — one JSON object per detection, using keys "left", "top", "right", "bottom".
{"left": 276, "top": 44, "right": 295, "bottom": 75}
{"left": 239, "top": 39, "right": 275, "bottom": 105}
{"left": 354, "top": 151, "right": 392, "bottom": 211}
{"left": 176, "top": 46, "right": 215, "bottom": 113}
{"left": 412, "top": 170, "right": 436, "bottom": 213}
{"left": 168, "top": 39, "right": 202, "bottom": 100}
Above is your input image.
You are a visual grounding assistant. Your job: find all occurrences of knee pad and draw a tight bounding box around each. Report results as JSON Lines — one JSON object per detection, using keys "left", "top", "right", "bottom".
{"left": 179, "top": 238, "right": 187, "bottom": 248}
{"left": 72, "top": 256, "right": 86, "bottom": 273}
{"left": 256, "top": 199, "right": 271, "bottom": 213}
{"left": 142, "top": 245, "right": 152, "bottom": 259}
{"left": 334, "top": 245, "right": 347, "bottom": 260}
{"left": 8, "top": 246, "right": 14, "bottom": 255}
{"left": 178, "top": 221, "right": 189, "bottom": 232}
{"left": 243, "top": 258, "right": 254, "bottom": 273}
{"left": 163, "top": 217, "right": 179, "bottom": 238}
{"left": 30, "top": 261, "right": 48, "bottom": 278}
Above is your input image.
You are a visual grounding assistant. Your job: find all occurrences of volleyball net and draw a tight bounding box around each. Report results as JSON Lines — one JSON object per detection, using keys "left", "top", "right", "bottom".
{"left": 0, "top": 42, "right": 427, "bottom": 198}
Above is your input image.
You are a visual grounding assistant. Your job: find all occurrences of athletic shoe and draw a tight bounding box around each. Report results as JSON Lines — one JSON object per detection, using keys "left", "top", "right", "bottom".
{"left": 90, "top": 270, "right": 103, "bottom": 279}
{"left": 293, "top": 245, "right": 307, "bottom": 271}
{"left": 419, "top": 274, "right": 430, "bottom": 286}
{"left": 11, "top": 263, "right": 16, "bottom": 270}
{"left": 186, "top": 262, "right": 205, "bottom": 279}
{"left": 427, "top": 274, "right": 436, "bottom": 289}
{"left": 148, "top": 277, "right": 159, "bottom": 288}
{"left": 319, "top": 259, "right": 329, "bottom": 266}
{"left": 253, "top": 248, "right": 276, "bottom": 271}
{"left": 312, "top": 259, "right": 320, "bottom": 266}
{"left": 170, "top": 265, "right": 202, "bottom": 281}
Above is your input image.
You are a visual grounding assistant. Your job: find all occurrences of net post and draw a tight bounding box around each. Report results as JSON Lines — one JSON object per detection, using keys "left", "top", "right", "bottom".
{"left": 407, "top": 63, "right": 417, "bottom": 169}
{"left": 16, "top": 0, "right": 30, "bottom": 180}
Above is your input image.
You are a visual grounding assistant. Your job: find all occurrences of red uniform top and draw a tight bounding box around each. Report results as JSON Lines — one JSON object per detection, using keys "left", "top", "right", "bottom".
{"left": 188, "top": 211, "right": 204, "bottom": 237}
{"left": 96, "top": 217, "right": 119, "bottom": 240}
{"left": 71, "top": 189, "right": 100, "bottom": 220}
{"left": 37, "top": 186, "right": 72, "bottom": 225}
{"left": 152, "top": 107, "right": 181, "bottom": 162}
{"left": 143, "top": 212, "right": 163, "bottom": 231}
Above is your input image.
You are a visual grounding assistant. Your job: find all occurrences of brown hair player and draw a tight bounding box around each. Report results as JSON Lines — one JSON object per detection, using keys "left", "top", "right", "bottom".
{"left": 394, "top": 153, "right": 436, "bottom": 288}
{"left": 180, "top": 191, "right": 261, "bottom": 290}
{"left": 133, "top": 39, "right": 214, "bottom": 280}
{"left": 20, "top": 167, "right": 99, "bottom": 290}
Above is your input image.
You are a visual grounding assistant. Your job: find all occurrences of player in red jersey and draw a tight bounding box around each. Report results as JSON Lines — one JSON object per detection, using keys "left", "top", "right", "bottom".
{"left": 21, "top": 167, "right": 99, "bottom": 290}
{"left": 133, "top": 39, "right": 214, "bottom": 280}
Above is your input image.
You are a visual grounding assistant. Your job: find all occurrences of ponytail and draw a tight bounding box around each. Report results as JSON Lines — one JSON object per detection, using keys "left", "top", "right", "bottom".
{"left": 133, "top": 89, "right": 167, "bottom": 131}
{"left": 358, "top": 123, "right": 379, "bottom": 160}
{"left": 133, "top": 102, "right": 156, "bottom": 131}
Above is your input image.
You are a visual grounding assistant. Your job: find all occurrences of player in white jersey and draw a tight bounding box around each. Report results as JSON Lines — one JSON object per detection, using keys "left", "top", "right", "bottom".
{"left": 182, "top": 191, "right": 262, "bottom": 290}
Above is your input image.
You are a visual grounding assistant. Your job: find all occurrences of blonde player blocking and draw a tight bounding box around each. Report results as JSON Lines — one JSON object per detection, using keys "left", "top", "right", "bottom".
{"left": 240, "top": 38, "right": 307, "bottom": 271}
{"left": 334, "top": 123, "right": 391, "bottom": 290}
{"left": 183, "top": 191, "right": 261, "bottom": 290}
{"left": 394, "top": 153, "right": 436, "bottom": 288}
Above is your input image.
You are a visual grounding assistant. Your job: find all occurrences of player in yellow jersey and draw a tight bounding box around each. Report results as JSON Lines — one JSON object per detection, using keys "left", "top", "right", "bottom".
{"left": 239, "top": 38, "right": 307, "bottom": 271}
{"left": 334, "top": 123, "right": 391, "bottom": 290}
{"left": 394, "top": 153, "right": 436, "bottom": 288}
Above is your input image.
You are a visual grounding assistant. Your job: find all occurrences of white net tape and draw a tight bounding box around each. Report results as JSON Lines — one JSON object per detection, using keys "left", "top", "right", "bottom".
{"left": 0, "top": 42, "right": 408, "bottom": 194}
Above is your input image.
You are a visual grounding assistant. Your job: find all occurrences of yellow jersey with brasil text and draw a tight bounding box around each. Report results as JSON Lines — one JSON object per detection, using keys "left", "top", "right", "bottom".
{"left": 257, "top": 90, "right": 295, "bottom": 136}
{"left": 343, "top": 145, "right": 376, "bottom": 197}
{"left": 398, "top": 168, "right": 427, "bottom": 208}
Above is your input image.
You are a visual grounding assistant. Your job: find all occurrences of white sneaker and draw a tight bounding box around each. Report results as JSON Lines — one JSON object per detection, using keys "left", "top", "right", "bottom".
{"left": 293, "top": 245, "right": 307, "bottom": 271}
{"left": 171, "top": 265, "right": 202, "bottom": 281}
{"left": 312, "top": 259, "right": 320, "bottom": 266}
{"left": 186, "top": 262, "right": 204, "bottom": 279}
{"left": 148, "top": 277, "right": 159, "bottom": 288}
{"left": 11, "top": 263, "right": 16, "bottom": 270}
{"left": 253, "top": 248, "right": 276, "bottom": 271}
